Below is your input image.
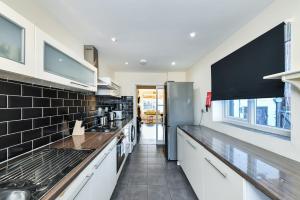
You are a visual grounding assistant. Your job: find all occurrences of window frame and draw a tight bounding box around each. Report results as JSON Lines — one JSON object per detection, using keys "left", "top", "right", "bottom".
{"left": 223, "top": 99, "right": 290, "bottom": 137}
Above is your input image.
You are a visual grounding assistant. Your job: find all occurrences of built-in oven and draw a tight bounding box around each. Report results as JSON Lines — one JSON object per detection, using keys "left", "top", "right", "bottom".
{"left": 116, "top": 133, "right": 126, "bottom": 173}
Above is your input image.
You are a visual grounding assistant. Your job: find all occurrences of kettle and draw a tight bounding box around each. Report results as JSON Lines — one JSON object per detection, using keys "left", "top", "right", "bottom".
{"left": 109, "top": 112, "right": 116, "bottom": 121}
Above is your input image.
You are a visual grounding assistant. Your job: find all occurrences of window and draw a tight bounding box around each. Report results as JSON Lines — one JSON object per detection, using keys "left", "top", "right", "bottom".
{"left": 224, "top": 95, "right": 291, "bottom": 136}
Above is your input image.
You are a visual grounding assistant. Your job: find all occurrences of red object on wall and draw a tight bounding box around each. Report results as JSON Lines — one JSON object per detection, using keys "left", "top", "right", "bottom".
{"left": 205, "top": 92, "right": 212, "bottom": 111}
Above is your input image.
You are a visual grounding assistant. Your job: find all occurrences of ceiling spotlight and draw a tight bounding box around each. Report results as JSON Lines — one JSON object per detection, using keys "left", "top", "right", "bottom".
{"left": 171, "top": 61, "right": 176, "bottom": 66}
{"left": 189, "top": 32, "right": 196, "bottom": 38}
{"left": 140, "top": 59, "right": 147, "bottom": 65}
{"left": 111, "top": 37, "right": 117, "bottom": 42}
{"left": 125, "top": 62, "right": 129, "bottom": 65}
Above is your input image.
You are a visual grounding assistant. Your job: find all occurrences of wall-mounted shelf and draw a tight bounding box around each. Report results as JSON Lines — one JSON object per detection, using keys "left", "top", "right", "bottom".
{"left": 264, "top": 69, "right": 300, "bottom": 89}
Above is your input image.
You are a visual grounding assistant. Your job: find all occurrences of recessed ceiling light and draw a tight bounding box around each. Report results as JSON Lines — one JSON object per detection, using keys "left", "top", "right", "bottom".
{"left": 171, "top": 61, "right": 176, "bottom": 66}
{"left": 125, "top": 62, "right": 129, "bottom": 65}
{"left": 111, "top": 37, "right": 117, "bottom": 42}
{"left": 140, "top": 59, "right": 147, "bottom": 65}
{"left": 189, "top": 32, "right": 196, "bottom": 38}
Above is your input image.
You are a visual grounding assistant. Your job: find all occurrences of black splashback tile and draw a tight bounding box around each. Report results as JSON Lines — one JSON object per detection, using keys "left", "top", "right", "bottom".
{"left": 0, "top": 122, "right": 7, "bottom": 136}
{"left": 68, "top": 92, "right": 77, "bottom": 99}
{"left": 0, "top": 149, "right": 7, "bottom": 163}
{"left": 22, "top": 129, "right": 42, "bottom": 142}
{"left": 33, "top": 117, "right": 50, "bottom": 128}
{"left": 22, "top": 85, "right": 42, "bottom": 97}
{"left": 58, "top": 91, "right": 68, "bottom": 99}
{"left": 8, "top": 119, "right": 32, "bottom": 134}
{"left": 8, "top": 96, "right": 32, "bottom": 108}
{"left": 0, "top": 109, "right": 21, "bottom": 122}
{"left": 22, "top": 108, "right": 42, "bottom": 119}
{"left": 43, "top": 108, "right": 57, "bottom": 117}
{"left": 0, "top": 133, "right": 21, "bottom": 149}
{"left": 43, "top": 125, "right": 57, "bottom": 136}
{"left": 43, "top": 88, "right": 57, "bottom": 98}
{"left": 33, "top": 97, "right": 50, "bottom": 107}
{"left": 33, "top": 136, "right": 50, "bottom": 149}
{"left": 0, "top": 81, "right": 21, "bottom": 95}
{"left": 8, "top": 141, "right": 32, "bottom": 159}
{"left": 51, "top": 99, "right": 63, "bottom": 107}
{"left": 0, "top": 95, "right": 7, "bottom": 108}
{"left": 0, "top": 79, "right": 97, "bottom": 164}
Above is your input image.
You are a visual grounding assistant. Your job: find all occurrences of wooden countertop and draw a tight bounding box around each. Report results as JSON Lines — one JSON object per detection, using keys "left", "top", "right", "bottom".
{"left": 41, "top": 118, "right": 133, "bottom": 200}
{"left": 178, "top": 125, "right": 300, "bottom": 200}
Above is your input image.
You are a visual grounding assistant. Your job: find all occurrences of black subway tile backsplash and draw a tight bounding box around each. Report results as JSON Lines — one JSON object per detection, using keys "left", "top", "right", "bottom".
{"left": 22, "top": 108, "right": 42, "bottom": 119}
{"left": 8, "top": 141, "right": 32, "bottom": 159}
{"left": 33, "top": 136, "right": 50, "bottom": 149}
{"left": 22, "top": 129, "right": 42, "bottom": 142}
{"left": 51, "top": 99, "right": 63, "bottom": 107}
{"left": 0, "top": 133, "right": 21, "bottom": 149}
{"left": 33, "top": 98, "right": 50, "bottom": 107}
{"left": 58, "top": 91, "right": 68, "bottom": 99}
{"left": 0, "top": 79, "right": 97, "bottom": 163}
{"left": 22, "top": 85, "right": 42, "bottom": 97}
{"left": 8, "top": 96, "right": 32, "bottom": 108}
{"left": 0, "top": 149, "right": 7, "bottom": 163}
{"left": 0, "top": 95, "right": 7, "bottom": 108}
{"left": 0, "top": 80, "right": 21, "bottom": 95}
{"left": 33, "top": 117, "right": 50, "bottom": 128}
{"left": 68, "top": 92, "right": 77, "bottom": 99}
{"left": 0, "top": 109, "right": 21, "bottom": 122}
{"left": 43, "top": 108, "right": 57, "bottom": 117}
{"left": 43, "top": 88, "right": 57, "bottom": 98}
{"left": 43, "top": 125, "right": 57, "bottom": 136}
{"left": 0, "top": 122, "right": 7, "bottom": 136}
{"left": 8, "top": 119, "right": 32, "bottom": 134}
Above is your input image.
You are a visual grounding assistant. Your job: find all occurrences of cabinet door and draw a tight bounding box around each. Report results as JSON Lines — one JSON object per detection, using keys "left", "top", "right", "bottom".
{"left": 74, "top": 145, "right": 117, "bottom": 200}
{"left": 35, "top": 28, "right": 97, "bottom": 92}
{"left": 184, "top": 135, "right": 203, "bottom": 199}
{"left": 0, "top": 2, "right": 34, "bottom": 77}
{"left": 177, "top": 129, "right": 184, "bottom": 166}
{"left": 203, "top": 150, "right": 244, "bottom": 200}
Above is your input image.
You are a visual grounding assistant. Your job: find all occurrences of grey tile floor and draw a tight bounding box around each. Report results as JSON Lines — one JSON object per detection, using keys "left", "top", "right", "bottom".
{"left": 111, "top": 144, "right": 198, "bottom": 200}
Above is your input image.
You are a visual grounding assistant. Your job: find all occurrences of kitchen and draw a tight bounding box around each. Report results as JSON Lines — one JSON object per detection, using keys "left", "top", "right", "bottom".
{"left": 0, "top": 0, "right": 300, "bottom": 200}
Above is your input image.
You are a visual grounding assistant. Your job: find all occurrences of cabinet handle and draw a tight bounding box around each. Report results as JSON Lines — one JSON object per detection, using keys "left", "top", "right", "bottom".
{"left": 70, "top": 81, "right": 89, "bottom": 88}
{"left": 73, "top": 172, "right": 94, "bottom": 199}
{"left": 95, "top": 152, "right": 109, "bottom": 169}
{"left": 186, "top": 140, "right": 196, "bottom": 150}
{"left": 205, "top": 157, "right": 227, "bottom": 178}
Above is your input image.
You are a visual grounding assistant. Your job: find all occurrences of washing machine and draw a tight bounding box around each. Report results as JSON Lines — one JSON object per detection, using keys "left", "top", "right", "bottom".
{"left": 129, "top": 121, "right": 137, "bottom": 153}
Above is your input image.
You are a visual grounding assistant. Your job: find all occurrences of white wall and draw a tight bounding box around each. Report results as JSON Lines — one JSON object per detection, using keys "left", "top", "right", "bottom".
{"left": 187, "top": 0, "right": 300, "bottom": 161}
{"left": 2, "top": 0, "right": 84, "bottom": 58}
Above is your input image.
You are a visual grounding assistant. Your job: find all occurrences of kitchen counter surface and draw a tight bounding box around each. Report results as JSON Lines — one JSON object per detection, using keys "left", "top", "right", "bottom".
{"left": 178, "top": 125, "right": 300, "bottom": 200}
{"left": 41, "top": 117, "right": 133, "bottom": 200}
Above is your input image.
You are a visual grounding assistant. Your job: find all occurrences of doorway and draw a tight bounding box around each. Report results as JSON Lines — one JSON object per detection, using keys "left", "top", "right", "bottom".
{"left": 136, "top": 85, "right": 165, "bottom": 145}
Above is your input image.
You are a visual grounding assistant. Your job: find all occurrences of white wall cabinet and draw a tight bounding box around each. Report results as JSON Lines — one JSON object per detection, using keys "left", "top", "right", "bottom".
{"left": 57, "top": 138, "right": 117, "bottom": 200}
{"left": 177, "top": 128, "right": 269, "bottom": 200}
{"left": 0, "top": 1, "right": 35, "bottom": 77}
{"left": 35, "top": 28, "right": 97, "bottom": 92}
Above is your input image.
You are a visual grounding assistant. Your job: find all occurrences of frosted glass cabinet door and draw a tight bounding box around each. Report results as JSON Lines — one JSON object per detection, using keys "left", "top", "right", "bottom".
{"left": 44, "top": 43, "right": 95, "bottom": 87}
{"left": 0, "top": 15, "right": 24, "bottom": 63}
{"left": 0, "top": 2, "right": 35, "bottom": 76}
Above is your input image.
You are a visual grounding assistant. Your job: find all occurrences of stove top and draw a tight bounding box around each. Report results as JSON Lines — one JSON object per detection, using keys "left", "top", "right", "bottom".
{"left": 90, "top": 125, "right": 118, "bottom": 133}
{"left": 0, "top": 148, "right": 93, "bottom": 200}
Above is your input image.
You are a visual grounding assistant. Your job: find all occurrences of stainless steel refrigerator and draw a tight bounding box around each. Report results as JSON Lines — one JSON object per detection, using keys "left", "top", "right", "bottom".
{"left": 164, "top": 81, "right": 194, "bottom": 160}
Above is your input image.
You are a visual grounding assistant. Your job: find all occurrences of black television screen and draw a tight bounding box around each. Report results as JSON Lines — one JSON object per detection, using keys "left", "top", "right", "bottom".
{"left": 211, "top": 23, "right": 286, "bottom": 101}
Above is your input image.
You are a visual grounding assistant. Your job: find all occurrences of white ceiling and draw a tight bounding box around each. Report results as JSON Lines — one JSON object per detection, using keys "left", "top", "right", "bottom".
{"left": 37, "top": 0, "right": 273, "bottom": 72}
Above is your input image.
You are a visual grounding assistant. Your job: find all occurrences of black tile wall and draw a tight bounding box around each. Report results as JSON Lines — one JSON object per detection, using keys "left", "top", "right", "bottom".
{"left": 0, "top": 79, "right": 97, "bottom": 163}
{"left": 0, "top": 95, "right": 7, "bottom": 108}
{"left": 22, "top": 85, "right": 42, "bottom": 97}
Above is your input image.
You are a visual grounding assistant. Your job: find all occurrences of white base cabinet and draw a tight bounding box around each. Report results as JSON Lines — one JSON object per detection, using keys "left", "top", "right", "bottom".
{"left": 177, "top": 128, "right": 270, "bottom": 200}
{"left": 57, "top": 138, "right": 117, "bottom": 200}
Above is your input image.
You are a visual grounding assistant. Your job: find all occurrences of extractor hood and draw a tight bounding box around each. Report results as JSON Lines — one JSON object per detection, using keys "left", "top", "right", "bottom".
{"left": 97, "top": 77, "right": 120, "bottom": 96}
